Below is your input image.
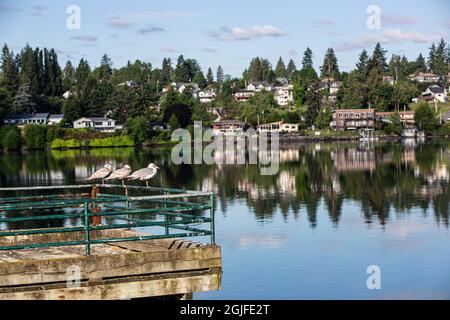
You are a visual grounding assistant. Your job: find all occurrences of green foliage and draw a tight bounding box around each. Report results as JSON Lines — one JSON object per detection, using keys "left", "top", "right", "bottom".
{"left": 168, "top": 114, "right": 180, "bottom": 131}
{"left": 24, "top": 124, "right": 47, "bottom": 149}
{"left": 315, "top": 107, "right": 332, "bottom": 129}
{"left": 0, "top": 126, "right": 22, "bottom": 150}
{"left": 126, "top": 116, "right": 149, "bottom": 145}
{"left": 414, "top": 103, "right": 438, "bottom": 134}
{"left": 384, "top": 111, "right": 404, "bottom": 136}
{"left": 0, "top": 86, "right": 13, "bottom": 121}
{"left": 51, "top": 135, "right": 134, "bottom": 149}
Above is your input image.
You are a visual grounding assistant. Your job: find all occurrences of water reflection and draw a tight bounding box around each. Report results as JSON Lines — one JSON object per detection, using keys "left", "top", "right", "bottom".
{"left": 1, "top": 141, "right": 449, "bottom": 229}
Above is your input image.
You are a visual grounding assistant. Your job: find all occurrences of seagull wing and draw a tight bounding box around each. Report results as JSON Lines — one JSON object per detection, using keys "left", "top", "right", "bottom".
{"left": 105, "top": 167, "right": 132, "bottom": 180}
{"left": 85, "top": 167, "right": 111, "bottom": 181}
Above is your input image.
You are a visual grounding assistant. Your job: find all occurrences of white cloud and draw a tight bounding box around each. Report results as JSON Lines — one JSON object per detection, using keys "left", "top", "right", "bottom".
{"left": 107, "top": 15, "right": 136, "bottom": 29}
{"left": 137, "top": 26, "right": 165, "bottom": 34}
{"left": 70, "top": 35, "right": 99, "bottom": 42}
{"left": 314, "top": 18, "right": 334, "bottom": 26}
{"left": 209, "top": 25, "right": 287, "bottom": 41}
{"left": 382, "top": 14, "right": 418, "bottom": 26}
{"left": 287, "top": 48, "right": 298, "bottom": 56}
{"left": 334, "top": 29, "right": 445, "bottom": 51}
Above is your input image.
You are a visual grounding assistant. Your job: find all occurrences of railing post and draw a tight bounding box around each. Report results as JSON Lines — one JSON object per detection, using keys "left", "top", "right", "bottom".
{"left": 164, "top": 190, "right": 169, "bottom": 236}
{"left": 210, "top": 193, "right": 215, "bottom": 245}
{"left": 84, "top": 201, "right": 91, "bottom": 256}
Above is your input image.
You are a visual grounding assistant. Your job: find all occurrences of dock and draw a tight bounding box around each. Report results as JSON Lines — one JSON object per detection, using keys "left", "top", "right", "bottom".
{"left": 0, "top": 184, "right": 222, "bottom": 300}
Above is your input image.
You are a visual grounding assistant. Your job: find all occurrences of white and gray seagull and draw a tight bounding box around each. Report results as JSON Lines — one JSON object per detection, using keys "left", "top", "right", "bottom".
{"left": 104, "top": 165, "right": 132, "bottom": 186}
{"left": 85, "top": 164, "right": 113, "bottom": 184}
{"left": 127, "top": 163, "right": 160, "bottom": 188}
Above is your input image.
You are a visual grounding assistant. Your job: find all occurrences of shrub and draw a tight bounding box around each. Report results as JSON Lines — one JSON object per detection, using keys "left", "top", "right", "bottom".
{"left": 24, "top": 124, "right": 48, "bottom": 149}
{"left": 1, "top": 126, "right": 22, "bottom": 150}
{"left": 126, "top": 116, "right": 149, "bottom": 145}
{"left": 50, "top": 138, "right": 82, "bottom": 149}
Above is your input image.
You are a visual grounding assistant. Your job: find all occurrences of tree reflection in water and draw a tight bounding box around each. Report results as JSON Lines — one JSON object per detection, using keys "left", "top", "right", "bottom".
{"left": 0, "top": 140, "right": 449, "bottom": 228}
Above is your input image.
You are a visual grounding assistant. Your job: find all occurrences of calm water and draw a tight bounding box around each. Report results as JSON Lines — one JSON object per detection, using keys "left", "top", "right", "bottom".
{"left": 1, "top": 140, "right": 450, "bottom": 299}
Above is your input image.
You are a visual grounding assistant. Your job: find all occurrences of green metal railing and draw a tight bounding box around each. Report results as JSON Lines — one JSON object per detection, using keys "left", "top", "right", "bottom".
{"left": 0, "top": 184, "right": 215, "bottom": 255}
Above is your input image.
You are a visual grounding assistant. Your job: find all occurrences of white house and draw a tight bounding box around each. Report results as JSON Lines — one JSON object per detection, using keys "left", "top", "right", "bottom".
{"left": 73, "top": 117, "right": 117, "bottom": 132}
{"left": 62, "top": 91, "right": 73, "bottom": 99}
{"left": 421, "top": 85, "right": 447, "bottom": 103}
{"left": 273, "top": 84, "right": 294, "bottom": 107}
{"left": 48, "top": 114, "right": 64, "bottom": 126}
{"left": 257, "top": 121, "right": 299, "bottom": 133}
{"left": 163, "top": 82, "right": 200, "bottom": 95}
{"left": 198, "top": 90, "right": 217, "bottom": 104}
{"left": 408, "top": 72, "right": 441, "bottom": 83}
{"left": 234, "top": 90, "right": 255, "bottom": 102}
{"left": 3, "top": 113, "right": 49, "bottom": 125}
{"left": 247, "top": 81, "right": 273, "bottom": 92}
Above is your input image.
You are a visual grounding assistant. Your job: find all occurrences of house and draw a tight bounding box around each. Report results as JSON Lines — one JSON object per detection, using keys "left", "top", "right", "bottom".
{"left": 198, "top": 90, "right": 217, "bottom": 104}
{"left": 62, "top": 91, "right": 73, "bottom": 99}
{"left": 383, "top": 76, "right": 395, "bottom": 85}
{"left": 442, "top": 110, "right": 450, "bottom": 123}
{"left": 212, "top": 120, "right": 245, "bottom": 136}
{"left": 407, "top": 72, "right": 441, "bottom": 83}
{"left": 234, "top": 90, "right": 255, "bottom": 102}
{"left": 319, "top": 78, "right": 342, "bottom": 101}
{"left": 3, "top": 113, "right": 50, "bottom": 125}
{"left": 257, "top": 121, "right": 299, "bottom": 133}
{"left": 118, "top": 80, "right": 139, "bottom": 88}
{"left": 162, "top": 82, "right": 200, "bottom": 95}
{"left": 73, "top": 117, "right": 117, "bottom": 132}
{"left": 273, "top": 84, "right": 294, "bottom": 107}
{"left": 376, "top": 111, "right": 415, "bottom": 128}
{"left": 48, "top": 114, "right": 64, "bottom": 126}
{"left": 331, "top": 109, "right": 375, "bottom": 131}
{"left": 247, "top": 81, "right": 273, "bottom": 92}
{"left": 276, "top": 77, "right": 289, "bottom": 85}
{"left": 148, "top": 121, "right": 170, "bottom": 132}
{"left": 421, "top": 85, "right": 447, "bottom": 102}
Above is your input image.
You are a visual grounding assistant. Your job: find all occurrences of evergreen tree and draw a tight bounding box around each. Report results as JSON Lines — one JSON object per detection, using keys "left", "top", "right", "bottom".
{"left": 1, "top": 44, "right": 19, "bottom": 94}
{"left": 368, "top": 43, "right": 388, "bottom": 74}
{"left": 0, "top": 86, "right": 13, "bottom": 120}
{"left": 302, "top": 47, "right": 314, "bottom": 69}
{"left": 275, "top": 57, "right": 287, "bottom": 78}
{"left": 63, "top": 61, "right": 75, "bottom": 90}
{"left": 161, "top": 58, "right": 172, "bottom": 84}
{"left": 13, "top": 83, "right": 36, "bottom": 114}
{"left": 356, "top": 49, "right": 369, "bottom": 80}
{"left": 415, "top": 54, "right": 427, "bottom": 72}
{"left": 75, "top": 58, "right": 91, "bottom": 88}
{"left": 62, "top": 95, "right": 82, "bottom": 123}
{"left": 216, "top": 65, "right": 224, "bottom": 84}
{"left": 304, "top": 80, "right": 321, "bottom": 127}
{"left": 286, "top": 59, "right": 297, "bottom": 80}
{"left": 206, "top": 67, "right": 214, "bottom": 84}
{"left": 95, "top": 54, "right": 113, "bottom": 82}
{"left": 193, "top": 71, "right": 207, "bottom": 88}
{"left": 320, "top": 48, "right": 339, "bottom": 79}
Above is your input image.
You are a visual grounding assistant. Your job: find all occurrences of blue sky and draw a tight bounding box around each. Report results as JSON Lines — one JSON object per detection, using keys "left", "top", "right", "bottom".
{"left": 0, "top": 0, "right": 449, "bottom": 77}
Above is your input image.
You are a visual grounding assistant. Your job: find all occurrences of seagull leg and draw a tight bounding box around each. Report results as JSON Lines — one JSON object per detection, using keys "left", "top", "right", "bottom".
{"left": 146, "top": 181, "right": 149, "bottom": 188}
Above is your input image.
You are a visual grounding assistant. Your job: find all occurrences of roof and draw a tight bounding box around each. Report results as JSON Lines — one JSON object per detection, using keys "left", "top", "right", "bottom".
{"left": 4, "top": 113, "right": 49, "bottom": 120}
{"left": 74, "top": 117, "right": 115, "bottom": 122}
{"left": 49, "top": 114, "right": 64, "bottom": 119}
{"left": 214, "top": 120, "right": 245, "bottom": 125}
{"left": 335, "top": 109, "right": 375, "bottom": 112}
{"left": 408, "top": 72, "right": 439, "bottom": 78}
{"left": 427, "top": 85, "right": 445, "bottom": 94}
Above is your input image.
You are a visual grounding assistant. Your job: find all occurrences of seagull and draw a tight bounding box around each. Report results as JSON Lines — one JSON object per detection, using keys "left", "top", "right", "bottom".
{"left": 85, "top": 164, "right": 113, "bottom": 184}
{"left": 105, "top": 165, "right": 132, "bottom": 186}
{"left": 127, "top": 163, "right": 160, "bottom": 188}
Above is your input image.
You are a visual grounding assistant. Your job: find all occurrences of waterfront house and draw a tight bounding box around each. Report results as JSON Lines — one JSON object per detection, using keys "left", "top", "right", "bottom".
{"left": 407, "top": 72, "right": 441, "bottom": 83}
{"left": 73, "top": 117, "right": 117, "bottom": 132}
{"left": 47, "top": 114, "right": 64, "bottom": 126}
{"left": 212, "top": 120, "right": 245, "bottom": 136}
{"left": 331, "top": 109, "right": 375, "bottom": 131}
{"left": 3, "top": 113, "right": 50, "bottom": 125}
{"left": 257, "top": 121, "right": 299, "bottom": 133}
{"left": 375, "top": 111, "right": 415, "bottom": 128}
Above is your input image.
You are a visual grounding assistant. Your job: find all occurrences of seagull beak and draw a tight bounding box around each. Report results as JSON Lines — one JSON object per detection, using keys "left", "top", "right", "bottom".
{"left": 156, "top": 166, "right": 160, "bottom": 170}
